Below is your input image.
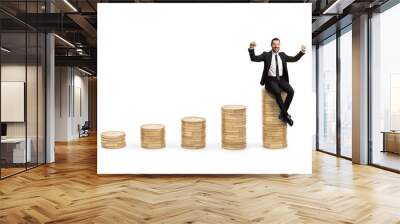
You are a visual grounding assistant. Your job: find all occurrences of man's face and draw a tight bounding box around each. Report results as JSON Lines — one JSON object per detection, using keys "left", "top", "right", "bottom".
{"left": 271, "top": 40, "right": 280, "bottom": 53}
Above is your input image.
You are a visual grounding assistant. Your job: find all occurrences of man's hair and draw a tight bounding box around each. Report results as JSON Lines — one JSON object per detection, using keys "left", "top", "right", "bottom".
{"left": 270, "top": 37, "right": 280, "bottom": 46}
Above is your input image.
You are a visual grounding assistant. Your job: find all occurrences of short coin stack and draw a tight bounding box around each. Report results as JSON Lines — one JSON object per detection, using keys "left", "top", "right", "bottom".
{"left": 141, "top": 124, "right": 165, "bottom": 149}
{"left": 262, "top": 89, "right": 287, "bottom": 149}
{"left": 101, "top": 131, "right": 126, "bottom": 149}
{"left": 181, "top": 116, "right": 206, "bottom": 149}
{"left": 221, "top": 105, "right": 246, "bottom": 149}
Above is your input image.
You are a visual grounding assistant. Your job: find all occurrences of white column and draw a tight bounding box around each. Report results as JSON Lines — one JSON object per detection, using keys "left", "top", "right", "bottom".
{"left": 46, "top": 1, "right": 55, "bottom": 163}
{"left": 352, "top": 14, "right": 369, "bottom": 164}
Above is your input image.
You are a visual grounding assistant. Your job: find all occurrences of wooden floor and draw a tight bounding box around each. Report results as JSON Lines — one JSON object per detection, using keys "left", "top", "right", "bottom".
{"left": 1, "top": 134, "right": 400, "bottom": 224}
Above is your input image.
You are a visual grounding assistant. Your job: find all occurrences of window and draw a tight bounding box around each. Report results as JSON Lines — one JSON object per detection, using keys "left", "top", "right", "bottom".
{"left": 317, "top": 35, "right": 337, "bottom": 155}
{"left": 339, "top": 26, "right": 352, "bottom": 158}
{"left": 370, "top": 3, "right": 400, "bottom": 171}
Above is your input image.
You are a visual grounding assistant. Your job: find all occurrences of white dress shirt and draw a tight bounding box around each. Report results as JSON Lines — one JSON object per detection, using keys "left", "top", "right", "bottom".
{"left": 268, "top": 52, "right": 283, "bottom": 77}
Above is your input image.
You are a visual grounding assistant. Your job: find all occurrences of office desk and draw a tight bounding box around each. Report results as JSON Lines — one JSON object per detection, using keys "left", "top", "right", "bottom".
{"left": 1, "top": 138, "right": 32, "bottom": 163}
{"left": 381, "top": 131, "right": 400, "bottom": 154}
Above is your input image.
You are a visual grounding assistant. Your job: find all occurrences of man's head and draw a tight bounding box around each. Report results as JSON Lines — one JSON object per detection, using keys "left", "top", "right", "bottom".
{"left": 270, "top": 37, "right": 280, "bottom": 53}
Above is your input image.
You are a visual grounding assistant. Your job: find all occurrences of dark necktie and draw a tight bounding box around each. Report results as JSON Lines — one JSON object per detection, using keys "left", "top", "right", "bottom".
{"left": 275, "top": 54, "right": 280, "bottom": 77}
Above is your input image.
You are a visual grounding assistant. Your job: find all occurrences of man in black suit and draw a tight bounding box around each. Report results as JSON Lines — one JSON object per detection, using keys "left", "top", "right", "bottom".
{"left": 248, "top": 38, "right": 305, "bottom": 126}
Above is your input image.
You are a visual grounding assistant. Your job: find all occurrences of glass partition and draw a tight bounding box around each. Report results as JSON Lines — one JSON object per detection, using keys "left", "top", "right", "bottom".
{"left": 0, "top": 31, "right": 28, "bottom": 177}
{"left": 0, "top": 1, "right": 46, "bottom": 179}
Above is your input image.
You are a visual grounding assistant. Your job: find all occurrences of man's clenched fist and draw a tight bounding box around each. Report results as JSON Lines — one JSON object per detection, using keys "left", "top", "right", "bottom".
{"left": 301, "top": 45, "right": 306, "bottom": 53}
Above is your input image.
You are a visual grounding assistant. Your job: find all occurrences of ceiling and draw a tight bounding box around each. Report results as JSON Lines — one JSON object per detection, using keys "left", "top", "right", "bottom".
{"left": 0, "top": 0, "right": 393, "bottom": 75}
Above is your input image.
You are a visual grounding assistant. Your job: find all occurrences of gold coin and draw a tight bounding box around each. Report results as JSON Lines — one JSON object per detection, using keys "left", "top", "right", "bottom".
{"left": 221, "top": 105, "right": 246, "bottom": 110}
{"left": 101, "top": 131, "right": 125, "bottom": 138}
{"left": 141, "top": 124, "right": 165, "bottom": 129}
{"left": 181, "top": 116, "right": 206, "bottom": 122}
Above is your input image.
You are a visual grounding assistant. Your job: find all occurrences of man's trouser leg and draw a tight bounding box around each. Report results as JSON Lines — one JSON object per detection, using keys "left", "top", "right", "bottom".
{"left": 264, "top": 78, "right": 286, "bottom": 115}
{"left": 277, "top": 79, "right": 294, "bottom": 112}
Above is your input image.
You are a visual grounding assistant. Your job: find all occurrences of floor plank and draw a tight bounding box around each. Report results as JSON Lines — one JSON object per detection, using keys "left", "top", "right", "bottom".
{"left": 1, "top": 134, "right": 400, "bottom": 223}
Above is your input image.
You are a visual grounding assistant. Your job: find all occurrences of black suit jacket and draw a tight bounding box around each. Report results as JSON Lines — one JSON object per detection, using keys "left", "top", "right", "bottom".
{"left": 248, "top": 48, "right": 304, "bottom": 85}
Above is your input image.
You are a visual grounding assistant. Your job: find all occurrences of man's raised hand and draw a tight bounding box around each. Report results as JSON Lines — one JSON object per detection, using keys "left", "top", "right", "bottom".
{"left": 249, "top": 41, "right": 256, "bottom": 49}
{"left": 301, "top": 45, "right": 306, "bottom": 53}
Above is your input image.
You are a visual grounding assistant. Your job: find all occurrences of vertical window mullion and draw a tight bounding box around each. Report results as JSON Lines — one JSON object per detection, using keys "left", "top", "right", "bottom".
{"left": 316, "top": 45, "right": 319, "bottom": 150}
{"left": 25, "top": 0, "right": 28, "bottom": 171}
{"left": 336, "top": 29, "right": 341, "bottom": 157}
{"left": 367, "top": 11, "right": 373, "bottom": 165}
{"left": 36, "top": 0, "right": 39, "bottom": 167}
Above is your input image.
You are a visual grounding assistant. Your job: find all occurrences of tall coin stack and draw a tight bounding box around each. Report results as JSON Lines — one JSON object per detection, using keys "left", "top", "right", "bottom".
{"left": 101, "top": 131, "right": 126, "bottom": 149}
{"left": 181, "top": 116, "right": 206, "bottom": 149}
{"left": 262, "top": 89, "right": 288, "bottom": 149}
{"left": 221, "top": 105, "right": 246, "bottom": 149}
{"left": 141, "top": 124, "right": 166, "bottom": 149}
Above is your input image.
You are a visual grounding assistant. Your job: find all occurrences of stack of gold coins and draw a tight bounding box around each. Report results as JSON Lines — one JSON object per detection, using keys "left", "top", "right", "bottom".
{"left": 262, "top": 89, "right": 287, "bottom": 149}
{"left": 141, "top": 124, "right": 165, "bottom": 149}
{"left": 221, "top": 105, "right": 246, "bottom": 149}
{"left": 181, "top": 116, "right": 206, "bottom": 149}
{"left": 101, "top": 131, "right": 126, "bottom": 149}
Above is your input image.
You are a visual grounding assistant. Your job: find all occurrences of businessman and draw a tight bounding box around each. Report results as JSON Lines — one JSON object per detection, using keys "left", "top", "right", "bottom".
{"left": 248, "top": 38, "right": 305, "bottom": 126}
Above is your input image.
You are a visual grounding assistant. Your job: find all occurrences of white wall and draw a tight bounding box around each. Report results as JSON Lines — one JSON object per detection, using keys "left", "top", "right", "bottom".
{"left": 1, "top": 64, "right": 46, "bottom": 164}
{"left": 55, "top": 66, "right": 89, "bottom": 141}
{"left": 1, "top": 65, "right": 26, "bottom": 135}
{"left": 71, "top": 72, "right": 89, "bottom": 138}
{"left": 98, "top": 3, "right": 312, "bottom": 174}
{"left": 1, "top": 65, "right": 41, "bottom": 138}
{"left": 55, "top": 66, "right": 70, "bottom": 141}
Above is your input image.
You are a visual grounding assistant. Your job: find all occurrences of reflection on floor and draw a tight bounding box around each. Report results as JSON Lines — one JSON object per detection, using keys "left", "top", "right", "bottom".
{"left": 0, "top": 162, "right": 42, "bottom": 178}
{"left": 373, "top": 150, "right": 400, "bottom": 171}
{"left": 0, "top": 167, "right": 25, "bottom": 178}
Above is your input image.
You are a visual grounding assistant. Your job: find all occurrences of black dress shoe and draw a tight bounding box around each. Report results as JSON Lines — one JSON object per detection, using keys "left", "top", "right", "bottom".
{"left": 278, "top": 112, "right": 294, "bottom": 126}
{"left": 284, "top": 113, "right": 294, "bottom": 126}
